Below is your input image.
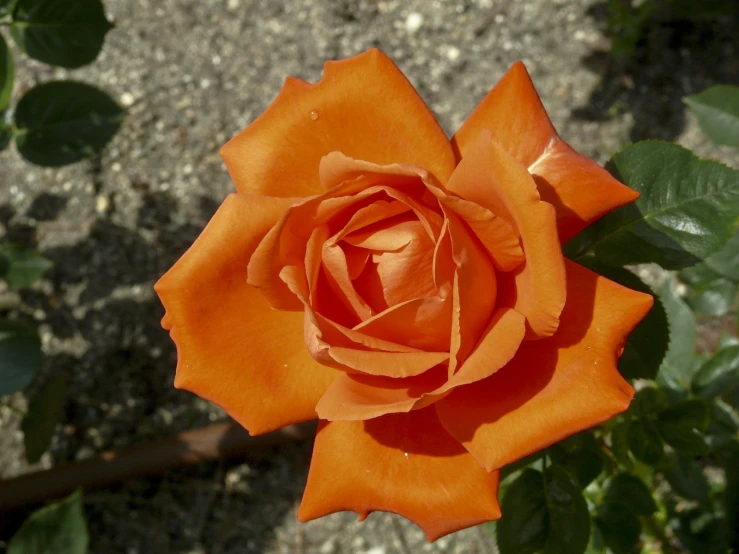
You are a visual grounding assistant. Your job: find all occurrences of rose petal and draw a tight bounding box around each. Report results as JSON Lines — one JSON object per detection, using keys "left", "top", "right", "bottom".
{"left": 321, "top": 240, "right": 374, "bottom": 320}
{"left": 319, "top": 152, "right": 445, "bottom": 240}
{"left": 353, "top": 295, "right": 452, "bottom": 351}
{"left": 247, "top": 185, "right": 388, "bottom": 311}
{"left": 445, "top": 209, "right": 497, "bottom": 372}
{"left": 298, "top": 409, "right": 502, "bottom": 541}
{"left": 452, "top": 61, "right": 638, "bottom": 243}
{"left": 338, "top": 200, "right": 412, "bottom": 241}
{"left": 447, "top": 131, "right": 565, "bottom": 339}
{"left": 435, "top": 260, "right": 653, "bottom": 471}
{"left": 316, "top": 366, "right": 448, "bottom": 421}
{"left": 370, "top": 226, "right": 438, "bottom": 308}
{"left": 222, "top": 49, "right": 456, "bottom": 198}
{"left": 248, "top": 177, "right": 442, "bottom": 311}
{"left": 529, "top": 139, "right": 640, "bottom": 242}
{"left": 317, "top": 309, "right": 525, "bottom": 421}
{"left": 436, "top": 193, "right": 524, "bottom": 272}
{"left": 328, "top": 347, "right": 449, "bottom": 378}
{"left": 452, "top": 61, "right": 556, "bottom": 169}
{"left": 439, "top": 308, "right": 526, "bottom": 392}
{"left": 155, "top": 194, "right": 337, "bottom": 435}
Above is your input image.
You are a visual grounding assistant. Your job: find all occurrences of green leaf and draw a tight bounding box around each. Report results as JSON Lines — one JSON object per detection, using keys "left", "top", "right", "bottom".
{"left": 497, "top": 467, "right": 590, "bottom": 554}
{"left": 0, "top": 243, "right": 52, "bottom": 288}
{"left": 707, "top": 400, "right": 739, "bottom": 451}
{"left": 628, "top": 419, "right": 666, "bottom": 466}
{"left": 656, "top": 399, "right": 710, "bottom": 455}
{"left": 684, "top": 85, "right": 739, "bottom": 147}
{"left": 674, "top": 507, "right": 730, "bottom": 554}
{"left": 541, "top": 465, "right": 591, "bottom": 554}
{"left": 610, "top": 421, "right": 634, "bottom": 467}
{"left": 500, "top": 449, "right": 545, "bottom": 481}
{"left": 692, "top": 345, "right": 739, "bottom": 399}
{"left": 718, "top": 442, "right": 739, "bottom": 550}
{"left": 630, "top": 386, "right": 668, "bottom": 418}
{"left": 10, "top": 0, "right": 113, "bottom": 69}
{"left": 719, "top": 334, "right": 739, "bottom": 349}
{"left": 0, "top": 319, "right": 42, "bottom": 396}
{"left": 658, "top": 425, "right": 709, "bottom": 455}
{"left": 679, "top": 263, "right": 737, "bottom": 316}
{"left": 711, "top": 398, "right": 739, "bottom": 431}
{"left": 704, "top": 231, "right": 739, "bottom": 281}
{"left": 497, "top": 469, "right": 548, "bottom": 554}
{"left": 595, "top": 501, "right": 641, "bottom": 554}
{"left": 22, "top": 372, "right": 67, "bottom": 463}
{"left": 7, "top": 490, "right": 88, "bottom": 554}
{"left": 662, "top": 453, "right": 710, "bottom": 504}
{"left": 658, "top": 399, "right": 710, "bottom": 430}
{"left": 551, "top": 447, "right": 604, "bottom": 489}
{"left": 14, "top": 81, "right": 124, "bottom": 166}
{"left": 604, "top": 474, "right": 657, "bottom": 516}
{"left": 565, "top": 141, "right": 739, "bottom": 269}
{"left": 656, "top": 279, "right": 697, "bottom": 390}
{"left": 0, "top": 31, "right": 14, "bottom": 110}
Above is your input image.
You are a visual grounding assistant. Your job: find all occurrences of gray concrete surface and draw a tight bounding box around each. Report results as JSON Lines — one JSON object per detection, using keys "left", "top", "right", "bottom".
{"left": 0, "top": 0, "right": 737, "bottom": 552}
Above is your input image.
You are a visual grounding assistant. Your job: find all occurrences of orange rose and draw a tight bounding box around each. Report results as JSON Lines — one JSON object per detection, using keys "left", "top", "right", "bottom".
{"left": 155, "top": 49, "right": 653, "bottom": 539}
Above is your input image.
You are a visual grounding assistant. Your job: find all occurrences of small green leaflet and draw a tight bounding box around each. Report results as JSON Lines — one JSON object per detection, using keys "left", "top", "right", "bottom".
{"left": 7, "top": 490, "right": 89, "bottom": 554}
{"left": 14, "top": 81, "right": 124, "bottom": 166}
{"left": 0, "top": 319, "right": 42, "bottom": 396}
{"left": 22, "top": 372, "right": 67, "bottom": 463}
{"left": 0, "top": 243, "right": 53, "bottom": 288}
{"left": 692, "top": 345, "right": 739, "bottom": 399}
{"left": 10, "top": 0, "right": 113, "bottom": 69}
{"left": 684, "top": 85, "right": 739, "bottom": 147}
{"left": 679, "top": 262, "right": 737, "bottom": 316}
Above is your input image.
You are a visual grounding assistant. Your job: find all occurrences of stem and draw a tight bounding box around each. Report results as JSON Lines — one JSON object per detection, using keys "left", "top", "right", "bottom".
{"left": 0, "top": 420, "right": 317, "bottom": 510}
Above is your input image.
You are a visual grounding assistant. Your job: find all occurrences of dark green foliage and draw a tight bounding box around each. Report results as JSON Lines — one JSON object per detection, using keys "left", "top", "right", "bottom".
{"left": 14, "top": 81, "right": 124, "bottom": 166}
{"left": 7, "top": 490, "right": 89, "bottom": 554}
{"left": 10, "top": 0, "right": 113, "bottom": 69}
{"left": 0, "top": 320, "right": 42, "bottom": 396}
{"left": 565, "top": 142, "right": 739, "bottom": 270}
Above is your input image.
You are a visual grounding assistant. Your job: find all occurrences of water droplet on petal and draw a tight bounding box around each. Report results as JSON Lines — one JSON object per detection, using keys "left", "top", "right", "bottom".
{"left": 309, "top": 110, "right": 319, "bottom": 121}
{"left": 404, "top": 452, "right": 409, "bottom": 459}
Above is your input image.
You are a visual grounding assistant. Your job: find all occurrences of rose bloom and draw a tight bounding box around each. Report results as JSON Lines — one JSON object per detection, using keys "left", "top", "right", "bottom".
{"left": 156, "top": 49, "right": 652, "bottom": 539}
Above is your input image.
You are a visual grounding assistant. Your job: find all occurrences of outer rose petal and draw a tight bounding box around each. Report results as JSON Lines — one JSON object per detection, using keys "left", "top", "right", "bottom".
{"left": 452, "top": 61, "right": 639, "bottom": 242}
{"left": 447, "top": 131, "right": 565, "bottom": 339}
{"left": 298, "top": 408, "right": 501, "bottom": 541}
{"left": 155, "top": 194, "right": 337, "bottom": 435}
{"left": 221, "top": 49, "right": 456, "bottom": 198}
{"left": 452, "top": 61, "right": 556, "bottom": 168}
{"left": 529, "top": 139, "right": 639, "bottom": 243}
{"left": 435, "top": 260, "right": 654, "bottom": 471}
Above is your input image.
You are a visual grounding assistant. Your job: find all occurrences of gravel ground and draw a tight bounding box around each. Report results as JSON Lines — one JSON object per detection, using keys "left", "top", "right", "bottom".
{"left": 0, "top": 0, "right": 738, "bottom": 553}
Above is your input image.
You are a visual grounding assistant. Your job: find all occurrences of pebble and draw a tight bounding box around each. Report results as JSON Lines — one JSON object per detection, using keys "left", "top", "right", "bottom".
{"left": 404, "top": 12, "right": 423, "bottom": 33}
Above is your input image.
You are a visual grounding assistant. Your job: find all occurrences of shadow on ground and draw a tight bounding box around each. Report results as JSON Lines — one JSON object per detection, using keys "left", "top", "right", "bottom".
{"left": 575, "top": 3, "right": 739, "bottom": 142}
{"left": 0, "top": 187, "right": 310, "bottom": 552}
